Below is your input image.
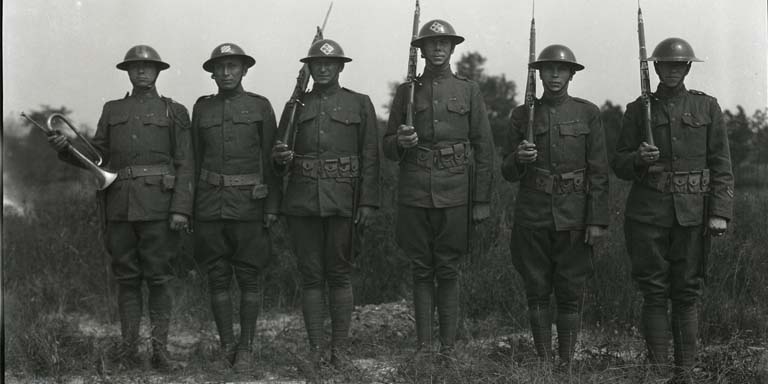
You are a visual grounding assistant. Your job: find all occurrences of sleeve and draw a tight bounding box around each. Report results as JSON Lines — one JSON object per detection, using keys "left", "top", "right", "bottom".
{"left": 611, "top": 100, "right": 646, "bottom": 181}
{"left": 169, "top": 103, "right": 194, "bottom": 217}
{"left": 468, "top": 81, "right": 495, "bottom": 203}
{"left": 190, "top": 102, "right": 202, "bottom": 185}
{"left": 383, "top": 83, "right": 407, "bottom": 161}
{"left": 705, "top": 98, "right": 734, "bottom": 221}
{"left": 261, "top": 100, "right": 283, "bottom": 215}
{"left": 359, "top": 95, "right": 381, "bottom": 208}
{"left": 585, "top": 106, "right": 610, "bottom": 226}
{"left": 500, "top": 106, "right": 527, "bottom": 182}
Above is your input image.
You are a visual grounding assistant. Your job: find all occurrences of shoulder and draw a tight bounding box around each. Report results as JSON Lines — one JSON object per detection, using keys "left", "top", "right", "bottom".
{"left": 161, "top": 96, "right": 189, "bottom": 115}
{"left": 245, "top": 91, "right": 271, "bottom": 103}
{"left": 687, "top": 89, "right": 719, "bottom": 104}
{"left": 341, "top": 87, "right": 373, "bottom": 104}
{"left": 243, "top": 91, "right": 275, "bottom": 110}
{"left": 451, "top": 72, "right": 479, "bottom": 88}
{"left": 571, "top": 96, "right": 599, "bottom": 111}
{"left": 193, "top": 94, "right": 216, "bottom": 107}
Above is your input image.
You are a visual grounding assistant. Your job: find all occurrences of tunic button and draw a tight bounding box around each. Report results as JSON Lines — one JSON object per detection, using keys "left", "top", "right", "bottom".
{"left": 433, "top": 82, "right": 438, "bottom": 86}
{"left": 132, "top": 134, "right": 137, "bottom": 140}
{"left": 323, "top": 96, "right": 327, "bottom": 100}
{"left": 433, "top": 119, "right": 439, "bottom": 123}
{"left": 434, "top": 100, "right": 439, "bottom": 104}
{"left": 320, "top": 112, "right": 326, "bottom": 116}
{"left": 320, "top": 130, "right": 325, "bottom": 134}
{"left": 672, "top": 136, "right": 678, "bottom": 141}
{"left": 135, "top": 116, "right": 140, "bottom": 120}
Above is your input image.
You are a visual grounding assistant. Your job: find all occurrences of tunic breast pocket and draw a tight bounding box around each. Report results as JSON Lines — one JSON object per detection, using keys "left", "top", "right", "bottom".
{"left": 329, "top": 110, "right": 361, "bottom": 150}
{"left": 558, "top": 121, "right": 589, "bottom": 159}
{"left": 141, "top": 113, "right": 171, "bottom": 152}
{"left": 232, "top": 111, "right": 263, "bottom": 145}
{"left": 681, "top": 113, "right": 709, "bottom": 156}
{"left": 446, "top": 97, "right": 469, "bottom": 115}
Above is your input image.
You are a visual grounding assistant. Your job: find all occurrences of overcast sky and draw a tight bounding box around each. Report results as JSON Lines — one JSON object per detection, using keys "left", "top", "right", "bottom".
{"left": 3, "top": 0, "right": 767, "bottom": 134}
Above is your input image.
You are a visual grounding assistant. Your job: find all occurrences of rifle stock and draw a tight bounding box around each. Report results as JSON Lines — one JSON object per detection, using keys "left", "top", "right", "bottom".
{"left": 638, "top": 4, "right": 654, "bottom": 146}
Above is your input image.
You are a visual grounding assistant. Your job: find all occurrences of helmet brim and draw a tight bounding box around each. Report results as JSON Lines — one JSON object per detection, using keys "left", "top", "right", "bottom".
{"left": 202, "top": 55, "right": 256, "bottom": 72}
{"left": 529, "top": 60, "right": 585, "bottom": 72}
{"left": 411, "top": 35, "right": 464, "bottom": 48}
{"left": 299, "top": 56, "right": 352, "bottom": 64}
{"left": 649, "top": 56, "right": 703, "bottom": 63}
{"left": 116, "top": 60, "right": 170, "bottom": 71}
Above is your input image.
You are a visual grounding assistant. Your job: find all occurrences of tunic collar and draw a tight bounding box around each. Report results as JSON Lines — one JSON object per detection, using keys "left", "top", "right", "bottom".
{"left": 654, "top": 83, "right": 688, "bottom": 100}
{"left": 131, "top": 87, "right": 159, "bottom": 99}
{"left": 541, "top": 90, "right": 570, "bottom": 106}
{"left": 312, "top": 82, "right": 341, "bottom": 96}
{"left": 218, "top": 85, "right": 245, "bottom": 99}
{"left": 422, "top": 65, "right": 453, "bottom": 80}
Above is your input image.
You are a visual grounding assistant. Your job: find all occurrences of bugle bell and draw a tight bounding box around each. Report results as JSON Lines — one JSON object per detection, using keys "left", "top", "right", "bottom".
{"left": 20, "top": 112, "right": 117, "bottom": 190}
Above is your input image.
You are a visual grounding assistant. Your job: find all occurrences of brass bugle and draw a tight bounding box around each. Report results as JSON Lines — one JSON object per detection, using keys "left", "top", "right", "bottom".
{"left": 20, "top": 112, "right": 117, "bottom": 190}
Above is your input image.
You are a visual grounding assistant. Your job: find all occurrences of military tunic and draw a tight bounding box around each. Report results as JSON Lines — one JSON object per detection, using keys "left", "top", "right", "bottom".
{"left": 64, "top": 88, "right": 194, "bottom": 285}
{"left": 277, "top": 84, "right": 380, "bottom": 289}
{"left": 191, "top": 89, "right": 280, "bottom": 271}
{"left": 501, "top": 93, "right": 608, "bottom": 311}
{"left": 612, "top": 85, "right": 734, "bottom": 308}
{"left": 384, "top": 67, "right": 494, "bottom": 281}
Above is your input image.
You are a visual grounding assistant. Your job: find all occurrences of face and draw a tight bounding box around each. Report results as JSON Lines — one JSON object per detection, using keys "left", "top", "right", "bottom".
{"left": 308, "top": 58, "right": 344, "bottom": 85}
{"left": 539, "top": 62, "right": 575, "bottom": 93}
{"left": 212, "top": 57, "right": 247, "bottom": 91}
{"left": 126, "top": 61, "right": 159, "bottom": 89}
{"left": 654, "top": 61, "right": 690, "bottom": 88}
{"left": 420, "top": 37, "right": 455, "bottom": 67}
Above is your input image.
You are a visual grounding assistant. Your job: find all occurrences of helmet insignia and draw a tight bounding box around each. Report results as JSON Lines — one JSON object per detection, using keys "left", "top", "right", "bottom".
{"left": 430, "top": 21, "right": 445, "bottom": 33}
{"left": 220, "top": 45, "right": 232, "bottom": 54}
{"left": 320, "top": 42, "right": 335, "bottom": 55}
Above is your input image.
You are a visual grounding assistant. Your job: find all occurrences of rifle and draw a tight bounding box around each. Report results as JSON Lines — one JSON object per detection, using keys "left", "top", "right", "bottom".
{"left": 524, "top": 0, "right": 536, "bottom": 144}
{"left": 405, "top": 0, "right": 420, "bottom": 129}
{"left": 637, "top": 1, "right": 654, "bottom": 146}
{"left": 279, "top": 3, "right": 333, "bottom": 149}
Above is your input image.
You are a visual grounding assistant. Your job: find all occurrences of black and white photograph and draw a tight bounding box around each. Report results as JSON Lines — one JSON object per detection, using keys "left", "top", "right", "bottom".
{"left": 3, "top": 0, "right": 767, "bottom": 383}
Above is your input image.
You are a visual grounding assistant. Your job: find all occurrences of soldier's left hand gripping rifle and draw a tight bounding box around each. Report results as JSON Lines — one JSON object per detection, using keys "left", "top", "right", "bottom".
{"left": 276, "top": 3, "right": 333, "bottom": 155}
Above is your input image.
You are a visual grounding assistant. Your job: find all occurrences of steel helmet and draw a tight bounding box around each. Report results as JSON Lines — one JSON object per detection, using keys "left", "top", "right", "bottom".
{"left": 203, "top": 43, "right": 256, "bottom": 72}
{"left": 530, "top": 44, "right": 584, "bottom": 71}
{"left": 300, "top": 39, "right": 352, "bottom": 63}
{"left": 411, "top": 19, "right": 465, "bottom": 48}
{"left": 648, "top": 37, "right": 703, "bottom": 62}
{"left": 116, "top": 45, "right": 169, "bottom": 71}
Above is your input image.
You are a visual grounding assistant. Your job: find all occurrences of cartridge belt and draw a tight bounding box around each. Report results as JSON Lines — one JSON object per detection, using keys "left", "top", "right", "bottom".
{"left": 292, "top": 156, "right": 360, "bottom": 179}
{"left": 523, "top": 167, "right": 586, "bottom": 195}
{"left": 404, "top": 142, "right": 470, "bottom": 170}
{"left": 642, "top": 169, "right": 710, "bottom": 193}
{"left": 200, "top": 169, "right": 262, "bottom": 187}
{"left": 116, "top": 164, "right": 172, "bottom": 180}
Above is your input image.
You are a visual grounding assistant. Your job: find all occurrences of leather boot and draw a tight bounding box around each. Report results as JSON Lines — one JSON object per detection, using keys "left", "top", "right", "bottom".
{"left": 436, "top": 279, "right": 459, "bottom": 353}
{"left": 556, "top": 312, "right": 580, "bottom": 365}
{"left": 302, "top": 288, "right": 326, "bottom": 353}
{"left": 148, "top": 284, "right": 177, "bottom": 372}
{"left": 671, "top": 305, "right": 698, "bottom": 380}
{"left": 528, "top": 305, "right": 553, "bottom": 362}
{"left": 413, "top": 282, "right": 434, "bottom": 350}
{"left": 233, "top": 292, "right": 260, "bottom": 373}
{"left": 642, "top": 306, "right": 670, "bottom": 365}
{"left": 210, "top": 291, "right": 236, "bottom": 353}
{"left": 329, "top": 286, "right": 354, "bottom": 371}
{"left": 116, "top": 283, "right": 143, "bottom": 370}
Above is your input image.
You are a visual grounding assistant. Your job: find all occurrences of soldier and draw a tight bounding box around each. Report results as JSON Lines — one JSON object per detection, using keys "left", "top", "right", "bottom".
{"left": 612, "top": 38, "right": 733, "bottom": 382}
{"left": 191, "top": 43, "right": 281, "bottom": 372}
{"left": 501, "top": 44, "right": 609, "bottom": 366}
{"left": 383, "top": 19, "right": 494, "bottom": 358}
{"left": 271, "top": 39, "right": 380, "bottom": 369}
{"left": 47, "top": 45, "right": 193, "bottom": 371}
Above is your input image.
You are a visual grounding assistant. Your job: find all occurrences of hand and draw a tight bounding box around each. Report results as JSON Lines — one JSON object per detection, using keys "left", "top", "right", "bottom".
{"left": 272, "top": 141, "right": 294, "bottom": 165}
{"left": 584, "top": 225, "right": 606, "bottom": 246}
{"left": 515, "top": 140, "right": 537, "bottom": 163}
{"left": 397, "top": 125, "right": 419, "bottom": 149}
{"left": 263, "top": 213, "right": 279, "bottom": 229}
{"left": 169, "top": 213, "right": 190, "bottom": 232}
{"left": 636, "top": 142, "right": 660, "bottom": 165}
{"left": 472, "top": 203, "right": 491, "bottom": 223}
{"left": 355, "top": 206, "right": 375, "bottom": 227}
{"left": 47, "top": 131, "right": 69, "bottom": 152}
{"left": 707, "top": 216, "right": 728, "bottom": 237}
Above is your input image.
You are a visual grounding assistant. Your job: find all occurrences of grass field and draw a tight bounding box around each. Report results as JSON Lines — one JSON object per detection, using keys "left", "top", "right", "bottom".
{"left": 3, "top": 169, "right": 768, "bottom": 383}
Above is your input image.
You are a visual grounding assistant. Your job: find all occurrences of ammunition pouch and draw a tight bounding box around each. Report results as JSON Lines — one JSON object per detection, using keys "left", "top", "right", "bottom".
{"left": 522, "top": 167, "right": 586, "bottom": 195}
{"left": 292, "top": 156, "right": 360, "bottom": 179}
{"left": 642, "top": 169, "right": 710, "bottom": 194}
{"left": 404, "top": 142, "right": 471, "bottom": 170}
